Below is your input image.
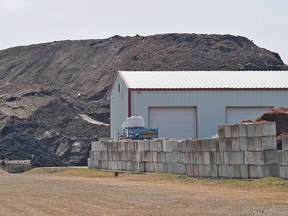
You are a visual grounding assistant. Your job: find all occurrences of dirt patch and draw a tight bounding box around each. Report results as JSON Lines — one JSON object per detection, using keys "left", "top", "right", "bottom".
{"left": 0, "top": 169, "right": 287, "bottom": 215}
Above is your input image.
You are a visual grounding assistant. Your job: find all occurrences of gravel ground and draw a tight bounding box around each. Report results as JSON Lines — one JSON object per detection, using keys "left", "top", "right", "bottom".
{"left": 0, "top": 171, "right": 288, "bottom": 216}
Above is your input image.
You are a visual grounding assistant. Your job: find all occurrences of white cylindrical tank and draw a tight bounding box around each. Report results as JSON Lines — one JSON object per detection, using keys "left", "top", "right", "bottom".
{"left": 126, "top": 116, "right": 145, "bottom": 128}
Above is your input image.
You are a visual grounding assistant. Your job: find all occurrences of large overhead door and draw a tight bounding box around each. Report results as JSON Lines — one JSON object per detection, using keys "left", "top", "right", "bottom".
{"left": 225, "top": 107, "right": 273, "bottom": 124}
{"left": 148, "top": 107, "right": 197, "bottom": 138}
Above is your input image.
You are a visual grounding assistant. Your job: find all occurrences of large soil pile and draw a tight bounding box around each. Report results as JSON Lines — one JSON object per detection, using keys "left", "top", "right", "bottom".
{"left": 255, "top": 107, "right": 288, "bottom": 149}
{"left": 0, "top": 33, "right": 287, "bottom": 166}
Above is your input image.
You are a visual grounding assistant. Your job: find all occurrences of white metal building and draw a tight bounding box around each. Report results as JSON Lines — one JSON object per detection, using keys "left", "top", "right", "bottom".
{"left": 110, "top": 71, "right": 288, "bottom": 139}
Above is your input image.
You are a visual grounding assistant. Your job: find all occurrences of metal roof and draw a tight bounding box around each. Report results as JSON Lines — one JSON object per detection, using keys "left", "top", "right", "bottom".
{"left": 119, "top": 71, "right": 288, "bottom": 89}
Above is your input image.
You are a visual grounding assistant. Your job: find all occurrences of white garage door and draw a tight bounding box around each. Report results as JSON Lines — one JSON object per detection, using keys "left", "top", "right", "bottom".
{"left": 226, "top": 107, "right": 273, "bottom": 124}
{"left": 148, "top": 107, "right": 197, "bottom": 138}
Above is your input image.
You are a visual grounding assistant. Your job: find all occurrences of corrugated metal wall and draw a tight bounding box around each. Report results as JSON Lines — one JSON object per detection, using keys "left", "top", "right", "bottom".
{"left": 110, "top": 76, "right": 128, "bottom": 139}
{"left": 130, "top": 90, "right": 288, "bottom": 138}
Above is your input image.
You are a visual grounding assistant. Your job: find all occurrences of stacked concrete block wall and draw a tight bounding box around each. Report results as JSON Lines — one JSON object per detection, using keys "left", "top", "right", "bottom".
{"left": 278, "top": 135, "right": 288, "bottom": 178}
{"left": 89, "top": 122, "right": 288, "bottom": 179}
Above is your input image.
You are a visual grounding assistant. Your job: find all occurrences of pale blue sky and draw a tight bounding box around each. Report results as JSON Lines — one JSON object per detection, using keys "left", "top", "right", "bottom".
{"left": 0, "top": 0, "right": 287, "bottom": 64}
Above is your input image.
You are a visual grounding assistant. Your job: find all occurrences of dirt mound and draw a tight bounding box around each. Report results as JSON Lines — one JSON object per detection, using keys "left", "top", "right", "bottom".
{"left": 0, "top": 33, "right": 287, "bottom": 166}
{"left": 255, "top": 107, "right": 288, "bottom": 149}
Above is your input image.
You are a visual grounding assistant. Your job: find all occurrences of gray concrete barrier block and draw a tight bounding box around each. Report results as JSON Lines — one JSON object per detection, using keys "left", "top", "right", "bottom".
{"left": 136, "top": 151, "right": 143, "bottom": 162}
{"left": 195, "top": 140, "right": 203, "bottom": 152}
{"left": 261, "top": 121, "right": 276, "bottom": 137}
{"left": 254, "top": 123, "right": 262, "bottom": 137}
{"left": 186, "top": 164, "right": 194, "bottom": 177}
{"left": 225, "top": 151, "right": 244, "bottom": 165}
{"left": 244, "top": 151, "right": 254, "bottom": 165}
{"left": 127, "top": 141, "right": 135, "bottom": 151}
{"left": 224, "top": 125, "right": 232, "bottom": 138}
{"left": 262, "top": 136, "right": 277, "bottom": 150}
{"left": 152, "top": 152, "right": 158, "bottom": 162}
{"left": 262, "top": 150, "right": 278, "bottom": 165}
{"left": 239, "top": 124, "right": 247, "bottom": 137}
{"left": 172, "top": 163, "right": 186, "bottom": 175}
{"left": 247, "top": 137, "right": 256, "bottom": 151}
{"left": 248, "top": 165, "right": 264, "bottom": 179}
{"left": 232, "top": 138, "right": 240, "bottom": 151}
{"left": 91, "top": 141, "right": 100, "bottom": 151}
{"left": 263, "top": 165, "right": 279, "bottom": 177}
{"left": 143, "top": 151, "right": 152, "bottom": 162}
{"left": 107, "top": 152, "right": 112, "bottom": 161}
{"left": 246, "top": 124, "right": 255, "bottom": 137}
{"left": 157, "top": 140, "right": 163, "bottom": 152}
{"left": 209, "top": 139, "right": 218, "bottom": 152}
{"left": 119, "top": 141, "right": 126, "bottom": 151}
{"left": 100, "top": 160, "right": 108, "bottom": 170}
{"left": 162, "top": 140, "right": 177, "bottom": 152}
{"left": 209, "top": 152, "right": 217, "bottom": 164}
{"left": 137, "top": 141, "right": 145, "bottom": 152}
{"left": 108, "top": 141, "right": 118, "bottom": 151}
{"left": 157, "top": 152, "right": 164, "bottom": 163}
{"left": 99, "top": 141, "right": 108, "bottom": 152}
{"left": 167, "top": 163, "right": 173, "bottom": 173}
{"left": 227, "top": 165, "right": 241, "bottom": 178}
{"left": 202, "top": 139, "right": 211, "bottom": 152}
{"left": 216, "top": 152, "right": 224, "bottom": 165}
{"left": 282, "top": 135, "right": 288, "bottom": 151}
{"left": 172, "top": 151, "right": 178, "bottom": 163}
{"left": 166, "top": 152, "right": 172, "bottom": 163}
{"left": 231, "top": 124, "right": 240, "bottom": 138}
{"left": 218, "top": 125, "right": 225, "bottom": 138}
{"left": 239, "top": 137, "right": 248, "bottom": 151}
{"left": 225, "top": 138, "right": 233, "bottom": 151}
{"left": 279, "top": 166, "right": 288, "bottom": 179}
{"left": 112, "top": 151, "right": 118, "bottom": 161}
{"left": 218, "top": 165, "right": 228, "bottom": 178}
{"left": 158, "top": 162, "right": 164, "bottom": 173}
{"left": 178, "top": 141, "right": 187, "bottom": 152}
{"left": 218, "top": 138, "right": 226, "bottom": 152}
{"left": 187, "top": 140, "right": 196, "bottom": 152}
{"left": 143, "top": 140, "right": 150, "bottom": 151}
{"left": 150, "top": 141, "right": 158, "bottom": 152}
{"left": 125, "top": 161, "right": 132, "bottom": 171}
{"left": 100, "top": 151, "right": 108, "bottom": 161}
{"left": 120, "top": 151, "right": 127, "bottom": 161}
{"left": 121, "top": 161, "right": 126, "bottom": 171}
{"left": 186, "top": 152, "right": 194, "bottom": 164}
{"left": 194, "top": 165, "right": 218, "bottom": 178}
{"left": 277, "top": 151, "right": 288, "bottom": 165}
{"left": 203, "top": 152, "right": 211, "bottom": 165}
{"left": 194, "top": 152, "right": 204, "bottom": 165}
{"left": 94, "top": 151, "right": 101, "bottom": 160}
{"left": 177, "top": 152, "right": 187, "bottom": 164}
{"left": 253, "top": 151, "right": 265, "bottom": 166}
{"left": 240, "top": 165, "right": 249, "bottom": 179}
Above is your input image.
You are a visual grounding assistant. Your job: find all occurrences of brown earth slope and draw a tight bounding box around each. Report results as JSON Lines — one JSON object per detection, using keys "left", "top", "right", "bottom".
{"left": 0, "top": 33, "right": 287, "bottom": 166}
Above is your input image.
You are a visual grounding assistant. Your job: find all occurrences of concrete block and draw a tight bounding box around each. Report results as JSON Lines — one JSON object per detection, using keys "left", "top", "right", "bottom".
{"left": 244, "top": 151, "right": 254, "bottom": 165}
{"left": 249, "top": 165, "right": 264, "bottom": 179}
{"left": 167, "top": 163, "right": 173, "bottom": 173}
{"left": 209, "top": 152, "right": 217, "bottom": 164}
{"left": 231, "top": 124, "right": 240, "bottom": 138}
{"left": 162, "top": 163, "right": 168, "bottom": 173}
{"left": 247, "top": 137, "right": 256, "bottom": 151}
{"left": 186, "top": 164, "right": 194, "bottom": 177}
{"left": 232, "top": 138, "right": 240, "bottom": 151}
{"left": 202, "top": 139, "right": 210, "bottom": 152}
{"left": 264, "top": 165, "right": 279, "bottom": 177}
{"left": 239, "top": 124, "right": 247, "bottom": 137}
{"left": 172, "top": 163, "right": 186, "bottom": 175}
{"left": 279, "top": 166, "right": 288, "bottom": 179}
{"left": 162, "top": 140, "right": 176, "bottom": 152}
{"left": 143, "top": 140, "right": 150, "bottom": 151}
{"left": 99, "top": 141, "right": 108, "bottom": 151}
{"left": 282, "top": 135, "right": 288, "bottom": 150}
{"left": 91, "top": 141, "right": 100, "bottom": 151}
{"left": 127, "top": 141, "right": 135, "bottom": 151}
{"left": 195, "top": 140, "right": 203, "bottom": 152}
{"left": 121, "top": 161, "right": 126, "bottom": 171}
{"left": 261, "top": 121, "right": 276, "bottom": 136}
{"left": 195, "top": 152, "right": 204, "bottom": 164}
{"left": 100, "top": 151, "right": 108, "bottom": 161}
{"left": 107, "top": 152, "right": 112, "bottom": 161}
{"left": 246, "top": 124, "right": 255, "bottom": 137}
{"left": 138, "top": 162, "right": 146, "bottom": 172}
{"left": 218, "top": 165, "right": 228, "bottom": 178}
{"left": 209, "top": 139, "right": 217, "bottom": 152}
{"left": 203, "top": 152, "right": 210, "bottom": 165}
{"left": 108, "top": 142, "right": 118, "bottom": 151}
{"left": 119, "top": 142, "right": 126, "bottom": 151}
{"left": 240, "top": 165, "right": 249, "bottom": 179}
{"left": 278, "top": 151, "right": 288, "bottom": 165}
{"left": 227, "top": 165, "right": 241, "bottom": 178}
{"left": 166, "top": 152, "right": 172, "bottom": 163}
{"left": 225, "top": 151, "right": 244, "bottom": 165}
{"left": 186, "top": 152, "right": 194, "bottom": 164}
{"left": 224, "top": 125, "right": 232, "bottom": 138}
{"left": 112, "top": 151, "right": 118, "bottom": 161}
{"left": 157, "top": 162, "right": 164, "bottom": 173}
{"left": 218, "top": 125, "right": 225, "bottom": 138}
{"left": 100, "top": 160, "right": 108, "bottom": 169}
{"left": 178, "top": 141, "right": 187, "bottom": 152}
{"left": 194, "top": 165, "right": 218, "bottom": 178}
{"left": 254, "top": 137, "right": 262, "bottom": 151}
{"left": 157, "top": 152, "right": 164, "bottom": 163}
{"left": 157, "top": 140, "right": 163, "bottom": 152}
{"left": 225, "top": 138, "right": 233, "bottom": 151}
{"left": 177, "top": 152, "right": 187, "bottom": 164}
{"left": 239, "top": 137, "right": 247, "bottom": 151}
{"left": 254, "top": 123, "right": 262, "bottom": 137}
{"left": 216, "top": 152, "right": 224, "bottom": 165}
{"left": 94, "top": 151, "right": 101, "bottom": 160}
{"left": 125, "top": 161, "right": 132, "bottom": 171}
{"left": 253, "top": 152, "right": 265, "bottom": 165}
{"left": 143, "top": 151, "right": 152, "bottom": 162}
{"left": 150, "top": 141, "right": 158, "bottom": 151}
{"left": 262, "top": 150, "right": 278, "bottom": 165}
{"left": 172, "top": 152, "right": 178, "bottom": 163}
{"left": 136, "top": 152, "right": 143, "bottom": 162}
{"left": 262, "top": 136, "right": 277, "bottom": 150}
{"left": 152, "top": 152, "right": 158, "bottom": 162}
{"left": 187, "top": 140, "right": 196, "bottom": 152}
{"left": 218, "top": 138, "right": 226, "bottom": 152}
